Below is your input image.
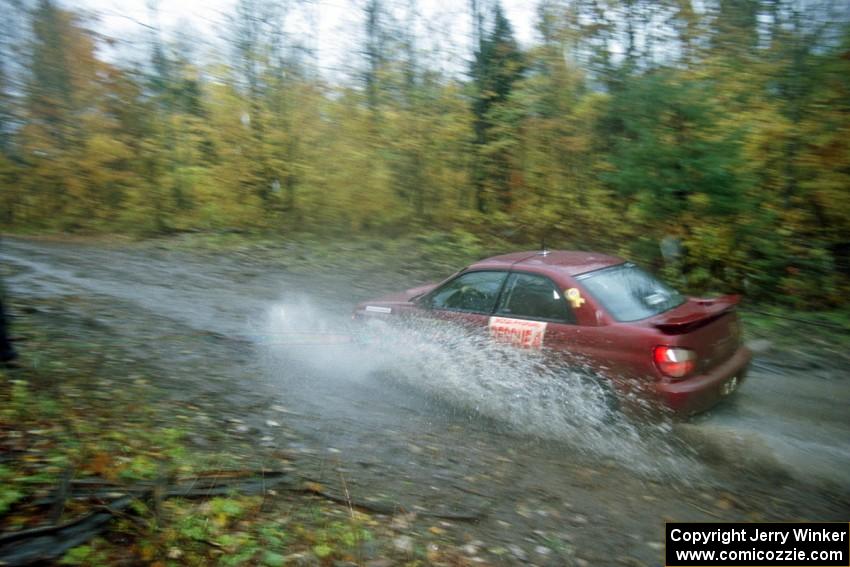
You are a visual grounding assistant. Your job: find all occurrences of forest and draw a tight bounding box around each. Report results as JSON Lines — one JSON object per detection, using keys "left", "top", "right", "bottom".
{"left": 0, "top": 0, "right": 848, "bottom": 306}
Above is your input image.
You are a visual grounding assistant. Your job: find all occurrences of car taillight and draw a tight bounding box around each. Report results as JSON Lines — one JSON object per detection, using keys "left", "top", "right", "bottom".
{"left": 653, "top": 346, "right": 697, "bottom": 379}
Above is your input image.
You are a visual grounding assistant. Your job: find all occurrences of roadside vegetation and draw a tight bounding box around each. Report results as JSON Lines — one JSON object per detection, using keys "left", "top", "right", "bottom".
{"left": 0, "top": 298, "right": 480, "bottom": 566}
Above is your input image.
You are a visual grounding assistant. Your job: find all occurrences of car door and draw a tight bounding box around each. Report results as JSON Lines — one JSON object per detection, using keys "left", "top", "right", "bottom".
{"left": 491, "top": 272, "right": 594, "bottom": 363}
{"left": 419, "top": 270, "right": 509, "bottom": 331}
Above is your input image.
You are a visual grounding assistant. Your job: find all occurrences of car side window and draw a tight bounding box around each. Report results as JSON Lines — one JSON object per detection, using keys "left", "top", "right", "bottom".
{"left": 496, "top": 273, "right": 576, "bottom": 323}
{"left": 426, "top": 271, "right": 507, "bottom": 314}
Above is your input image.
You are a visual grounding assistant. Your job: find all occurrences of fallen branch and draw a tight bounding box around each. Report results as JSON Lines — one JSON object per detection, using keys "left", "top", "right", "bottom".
{"left": 0, "top": 470, "right": 486, "bottom": 565}
{"left": 0, "top": 496, "right": 133, "bottom": 566}
{"left": 0, "top": 472, "right": 295, "bottom": 566}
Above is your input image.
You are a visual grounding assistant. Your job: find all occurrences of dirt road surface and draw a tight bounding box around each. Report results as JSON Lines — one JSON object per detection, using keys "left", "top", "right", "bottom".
{"left": 2, "top": 237, "right": 848, "bottom": 566}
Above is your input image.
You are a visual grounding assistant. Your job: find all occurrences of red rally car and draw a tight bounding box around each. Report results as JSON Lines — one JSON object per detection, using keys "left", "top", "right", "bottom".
{"left": 353, "top": 250, "right": 752, "bottom": 416}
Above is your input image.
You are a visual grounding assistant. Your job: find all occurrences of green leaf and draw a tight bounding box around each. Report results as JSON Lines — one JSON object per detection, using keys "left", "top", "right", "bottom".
{"left": 313, "top": 544, "right": 333, "bottom": 559}
{"left": 262, "top": 551, "right": 286, "bottom": 567}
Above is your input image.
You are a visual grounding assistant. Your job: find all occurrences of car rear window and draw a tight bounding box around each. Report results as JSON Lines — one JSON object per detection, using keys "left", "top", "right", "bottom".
{"left": 576, "top": 262, "right": 684, "bottom": 322}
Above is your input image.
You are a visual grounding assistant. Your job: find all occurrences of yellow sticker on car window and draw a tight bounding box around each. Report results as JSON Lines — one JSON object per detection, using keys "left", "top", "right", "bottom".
{"left": 566, "top": 288, "right": 585, "bottom": 309}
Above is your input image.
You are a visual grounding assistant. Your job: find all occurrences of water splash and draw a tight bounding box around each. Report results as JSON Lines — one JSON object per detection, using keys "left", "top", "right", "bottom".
{"left": 259, "top": 296, "right": 697, "bottom": 478}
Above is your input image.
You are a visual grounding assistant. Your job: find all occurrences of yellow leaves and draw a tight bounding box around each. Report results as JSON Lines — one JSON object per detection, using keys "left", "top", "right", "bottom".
{"left": 87, "top": 130, "right": 131, "bottom": 157}
{"left": 683, "top": 222, "right": 739, "bottom": 266}
{"left": 87, "top": 452, "right": 114, "bottom": 477}
{"left": 740, "top": 108, "right": 793, "bottom": 178}
{"left": 214, "top": 512, "right": 229, "bottom": 528}
{"left": 686, "top": 192, "right": 711, "bottom": 211}
{"left": 138, "top": 542, "right": 157, "bottom": 562}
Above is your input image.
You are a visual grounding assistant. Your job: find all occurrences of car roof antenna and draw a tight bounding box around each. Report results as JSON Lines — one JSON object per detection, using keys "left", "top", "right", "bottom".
{"left": 540, "top": 236, "right": 549, "bottom": 256}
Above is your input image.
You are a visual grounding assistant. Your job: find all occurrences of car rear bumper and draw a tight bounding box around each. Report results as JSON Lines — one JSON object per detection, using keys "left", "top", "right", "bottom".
{"left": 656, "top": 345, "right": 752, "bottom": 416}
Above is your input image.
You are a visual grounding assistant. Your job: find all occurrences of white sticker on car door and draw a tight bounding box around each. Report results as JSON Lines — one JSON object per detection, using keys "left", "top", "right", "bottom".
{"left": 488, "top": 316, "right": 547, "bottom": 349}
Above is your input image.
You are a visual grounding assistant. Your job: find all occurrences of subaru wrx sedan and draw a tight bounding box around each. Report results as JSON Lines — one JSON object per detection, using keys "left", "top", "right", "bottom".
{"left": 353, "top": 250, "right": 751, "bottom": 415}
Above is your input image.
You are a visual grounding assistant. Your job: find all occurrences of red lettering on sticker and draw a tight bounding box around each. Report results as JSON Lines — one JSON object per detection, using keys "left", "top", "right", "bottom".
{"left": 488, "top": 317, "right": 547, "bottom": 349}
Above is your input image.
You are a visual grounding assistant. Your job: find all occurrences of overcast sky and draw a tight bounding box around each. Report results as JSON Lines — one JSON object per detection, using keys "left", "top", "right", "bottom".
{"left": 66, "top": 0, "right": 539, "bottom": 77}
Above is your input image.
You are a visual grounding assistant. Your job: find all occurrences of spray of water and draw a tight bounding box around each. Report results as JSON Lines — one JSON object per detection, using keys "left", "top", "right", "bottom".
{"left": 258, "top": 295, "right": 698, "bottom": 478}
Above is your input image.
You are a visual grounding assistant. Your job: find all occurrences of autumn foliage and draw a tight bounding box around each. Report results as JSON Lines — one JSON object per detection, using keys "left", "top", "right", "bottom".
{"left": 1, "top": 0, "right": 848, "bottom": 305}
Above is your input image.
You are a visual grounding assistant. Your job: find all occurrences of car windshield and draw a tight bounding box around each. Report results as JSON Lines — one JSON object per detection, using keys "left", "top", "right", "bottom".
{"left": 576, "top": 262, "right": 685, "bottom": 322}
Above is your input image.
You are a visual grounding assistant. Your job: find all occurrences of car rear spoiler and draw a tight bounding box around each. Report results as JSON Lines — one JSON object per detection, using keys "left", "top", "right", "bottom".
{"left": 652, "top": 294, "right": 741, "bottom": 333}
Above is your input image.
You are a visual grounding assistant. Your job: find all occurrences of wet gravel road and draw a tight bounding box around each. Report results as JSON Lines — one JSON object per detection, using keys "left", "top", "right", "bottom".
{"left": 2, "top": 236, "right": 848, "bottom": 566}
